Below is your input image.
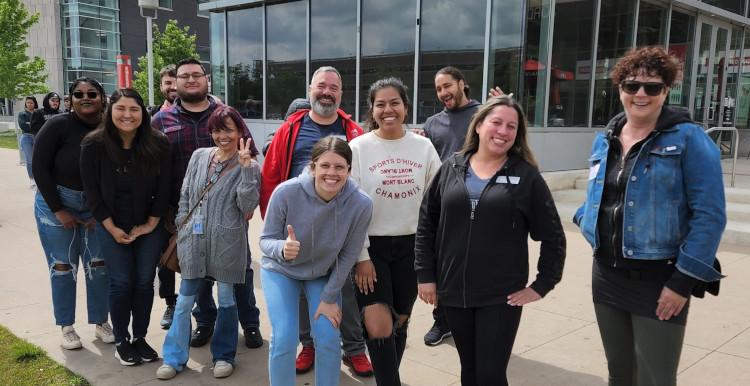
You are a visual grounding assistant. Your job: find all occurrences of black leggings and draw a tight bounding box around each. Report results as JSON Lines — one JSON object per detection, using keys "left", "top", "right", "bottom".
{"left": 444, "top": 302, "right": 523, "bottom": 386}
{"left": 594, "top": 303, "right": 685, "bottom": 386}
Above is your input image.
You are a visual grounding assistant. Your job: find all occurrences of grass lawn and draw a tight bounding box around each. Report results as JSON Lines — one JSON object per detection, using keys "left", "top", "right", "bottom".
{"left": 0, "top": 325, "right": 89, "bottom": 385}
{"left": 0, "top": 131, "right": 19, "bottom": 150}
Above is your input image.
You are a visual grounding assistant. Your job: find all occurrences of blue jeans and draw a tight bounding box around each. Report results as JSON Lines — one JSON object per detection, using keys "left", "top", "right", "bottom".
{"left": 193, "top": 240, "right": 260, "bottom": 329}
{"left": 262, "top": 268, "right": 342, "bottom": 386}
{"left": 162, "top": 278, "right": 238, "bottom": 370}
{"left": 20, "top": 133, "right": 34, "bottom": 179}
{"left": 95, "top": 221, "right": 166, "bottom": 343}
{"left": 34, "top": 187, "right": 109, "bottom": 326}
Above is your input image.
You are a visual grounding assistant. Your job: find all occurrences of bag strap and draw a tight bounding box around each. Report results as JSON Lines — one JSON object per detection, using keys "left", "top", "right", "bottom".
{"left": 177, "top": 161, "right": 240, "bottom": 230}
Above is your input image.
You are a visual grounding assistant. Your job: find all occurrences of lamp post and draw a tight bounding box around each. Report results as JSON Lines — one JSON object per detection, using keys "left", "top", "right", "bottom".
{"left": 138, "top": 0, "right": 158, "bottom": 106}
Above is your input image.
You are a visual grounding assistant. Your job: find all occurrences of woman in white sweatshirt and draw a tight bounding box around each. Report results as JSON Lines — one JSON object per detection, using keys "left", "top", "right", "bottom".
{"left": 349, "top": 77, "right": 442, "bottom": 385}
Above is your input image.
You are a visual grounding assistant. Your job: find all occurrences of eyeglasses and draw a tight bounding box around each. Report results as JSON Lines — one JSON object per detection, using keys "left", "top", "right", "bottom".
{"left": 620, "top": 81, "right": 667, "bottom": 96}
{"left": 177, "top": 73, "right": 206, "bottom": 81}
{"left": 316, "top": 162, "right": 349, "bottom": 175}
{"left": 72, "top": 91, "right": 99, "bottom": 99}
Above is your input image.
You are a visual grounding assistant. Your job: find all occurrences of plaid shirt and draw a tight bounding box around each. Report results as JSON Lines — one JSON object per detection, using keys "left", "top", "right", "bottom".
{"left": 152, "top": 97, "right": 258, "bottom": 206}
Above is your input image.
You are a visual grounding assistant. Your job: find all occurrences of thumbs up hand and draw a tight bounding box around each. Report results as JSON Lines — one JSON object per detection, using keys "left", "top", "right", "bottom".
{"left": 283, "top": 224, "right": 300, "bottom": 260}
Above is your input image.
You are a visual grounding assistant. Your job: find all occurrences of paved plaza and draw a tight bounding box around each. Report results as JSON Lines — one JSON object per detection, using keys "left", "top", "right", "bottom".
{"left": 0, "top": 148, "right": 748, "bottom": 385}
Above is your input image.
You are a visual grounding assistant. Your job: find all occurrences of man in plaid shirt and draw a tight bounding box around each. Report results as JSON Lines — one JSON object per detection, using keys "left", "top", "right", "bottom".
{"left": 152, "top": 58, "right": 264, "bottom": 351}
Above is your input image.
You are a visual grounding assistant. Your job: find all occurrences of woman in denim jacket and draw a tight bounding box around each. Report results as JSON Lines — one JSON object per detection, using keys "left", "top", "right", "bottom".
{"left": 574, "top": 46, "right": 725, "bottom": 386}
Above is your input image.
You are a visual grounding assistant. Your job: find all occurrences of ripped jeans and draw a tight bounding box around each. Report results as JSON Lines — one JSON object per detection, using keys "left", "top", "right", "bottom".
{"left": 34, "top": 187, "right": 109, "bottom": 326}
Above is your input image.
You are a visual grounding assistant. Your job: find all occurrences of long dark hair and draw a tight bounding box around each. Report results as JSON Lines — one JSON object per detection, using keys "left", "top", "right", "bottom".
{"left": 83, "top": 88, "right": 168, "bottom": 176}
{"left": 363, "top": 77, "right": 411, "bottom": 132}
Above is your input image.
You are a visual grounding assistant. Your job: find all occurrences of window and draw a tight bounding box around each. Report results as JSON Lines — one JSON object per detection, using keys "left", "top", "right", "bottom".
{"left": 549, "top": 0, "right": 595, "bottom": 127}
{"left": 311, "top": 0, "right": 357, "bottom": 116}
{"left": 360, "top": 0, "right": 416, "bottom": 122}
{"left": 159, "top": 0, "right": 172, "bottom": 10}
{"left": 266, "top": 1, "right": 307, "bottom": 120}
{"left": 591, "top": 0, "right": 636, "bottom": 126}
{"left": 418, "top": 0, "right": 487, "bottom": 124}
{"left": 668, "top": 11, "right": 695, "bottom": 109}
{"left": 636, "top": 1, "right": 668, "bottom": 47}
{"left": 226, "top": 7, "right": 263, "bottom": 118}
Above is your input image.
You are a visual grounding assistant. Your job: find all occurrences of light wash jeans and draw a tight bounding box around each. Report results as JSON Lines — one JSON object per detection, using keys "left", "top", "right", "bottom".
{"left": 262, "top": 268, "right": 342, "bottom": 386}
{"left": 34, "top": 187, "right": 109, "bottom": 326}
{"left": 20, "top": 133, "right": 34, "bottom": 179}
{"left": 162, "top": 278, "right": 238, "bottom": 371}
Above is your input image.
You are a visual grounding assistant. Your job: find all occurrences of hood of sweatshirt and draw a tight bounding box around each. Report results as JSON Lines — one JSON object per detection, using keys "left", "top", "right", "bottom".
{"left": 442, "top": 98, "right": 481, "bottom": 114}
{"left": 42, "top": 92, "right": 61, "bottom": 114}
{"left": 605, "top": 105, "right": 693, "bottom": 139}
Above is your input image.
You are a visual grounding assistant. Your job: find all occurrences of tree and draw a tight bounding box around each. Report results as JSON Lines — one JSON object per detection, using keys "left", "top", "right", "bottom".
{"left": 133, "top": 19, "right": 200, "bottom": 106}
{"left": 0, "top": 0, "right": 49, "bottom": 100}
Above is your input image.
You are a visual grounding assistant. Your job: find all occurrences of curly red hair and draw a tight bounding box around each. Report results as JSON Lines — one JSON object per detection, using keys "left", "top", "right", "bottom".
{"left": 610, "top": 46, "right": 678, "bottom": 87}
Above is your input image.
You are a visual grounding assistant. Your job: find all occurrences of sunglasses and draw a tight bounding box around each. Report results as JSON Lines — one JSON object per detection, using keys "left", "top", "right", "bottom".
{"left": 620, "top": 81, "right": 667, "bottom": 96}
{"left": 206, "top": 162, "right": 225, "bottom": 187}
{"left": 72, "top": 91, "right": 100, "bottom": 99}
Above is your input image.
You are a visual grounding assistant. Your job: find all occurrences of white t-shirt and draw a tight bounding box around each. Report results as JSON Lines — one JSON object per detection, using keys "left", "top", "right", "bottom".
{"left": 349, "top": 130, "right": 441, "bottom": 237}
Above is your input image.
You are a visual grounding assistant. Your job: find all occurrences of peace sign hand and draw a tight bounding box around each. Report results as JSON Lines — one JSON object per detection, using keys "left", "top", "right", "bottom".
{"left": 238, "top": 138, "right": 253, "bottom": 167}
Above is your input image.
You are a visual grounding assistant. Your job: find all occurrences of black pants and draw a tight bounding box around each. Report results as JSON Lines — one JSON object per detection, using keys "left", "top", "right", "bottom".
{"left": 157, "top": 264, "right": 177, "bottom": 306}
{"left": 432, "top": 299, "right": 449, "bottom": 326}
{"left": 444, "top": 302, "right": 523, "bottom": 386}
{"left": 594, "top": 303, "right": 685, "bottom": 386}
{"left": 356, "top": 235, "right": 418, "bottom": 386}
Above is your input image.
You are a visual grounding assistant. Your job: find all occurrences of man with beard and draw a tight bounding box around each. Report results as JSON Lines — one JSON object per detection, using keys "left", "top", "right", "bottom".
{"left": 149, "top": 64, "right": 178, "bottom": 116}
{"left": 420, "top": 66, "right": 511, "bottom": 346}
{"left": 260, "top": 66, "right": 374, "bottom": 377}
{"left": 152, "top": 58, "right": 265, "bottom": 351}
{"left": 30, "top": 92, "right": 62, "bottom": 135}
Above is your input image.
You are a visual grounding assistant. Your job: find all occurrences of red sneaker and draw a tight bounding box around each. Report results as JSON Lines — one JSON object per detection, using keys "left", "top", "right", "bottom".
{"left": 342, "top": 352, "right": 374, "bottom": 376}
{"left": 295, "top": 346, "right": 315, "bottom": 374}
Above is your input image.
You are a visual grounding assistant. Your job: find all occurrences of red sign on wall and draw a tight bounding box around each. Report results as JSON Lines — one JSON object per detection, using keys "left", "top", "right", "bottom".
{"left": 116, "top": 55, "right": 132, "bottom": 88}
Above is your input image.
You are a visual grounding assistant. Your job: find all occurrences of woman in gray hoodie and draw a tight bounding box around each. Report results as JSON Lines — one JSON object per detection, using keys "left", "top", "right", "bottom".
{"left": 260, "top": 136, "right": 372, "bottom": 386}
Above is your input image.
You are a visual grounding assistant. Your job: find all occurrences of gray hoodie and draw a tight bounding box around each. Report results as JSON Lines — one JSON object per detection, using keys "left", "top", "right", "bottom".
{"left": 260, "top": 172, "right": 372, "bottom": 304}
{"left": 423, "top": 99, "right": 482, "bottom": 161}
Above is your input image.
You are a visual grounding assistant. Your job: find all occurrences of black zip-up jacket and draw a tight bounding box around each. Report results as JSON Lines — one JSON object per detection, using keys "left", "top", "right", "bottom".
{"left": 415, "top": 152, "right": 566, "bottom": 308}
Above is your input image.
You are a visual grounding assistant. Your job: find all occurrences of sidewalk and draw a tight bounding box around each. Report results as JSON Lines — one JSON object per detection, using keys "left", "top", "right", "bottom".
{"left": 0, "top": 147, "right": 748, "bottom": 385}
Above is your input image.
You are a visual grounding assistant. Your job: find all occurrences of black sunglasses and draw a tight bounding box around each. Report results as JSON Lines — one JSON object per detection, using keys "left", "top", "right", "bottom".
{"left": 72, "top": 91, "right": 100, "bottom": 99}
{"left": 620, "top": 81, "right": 666, "bottom": 96}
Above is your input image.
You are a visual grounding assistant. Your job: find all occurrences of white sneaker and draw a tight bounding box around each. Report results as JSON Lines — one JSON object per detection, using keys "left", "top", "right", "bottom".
{"left": 61, "top": 326, "right": 82, "bottom": 350}
{"left": 95, "top": 322, "right": 115, "bottom": 343}
{"left": 156, "top": 364, "right": 177, "bottom": 380}
{"left": 213, "top": 360, "right": 234, "bottom": 378}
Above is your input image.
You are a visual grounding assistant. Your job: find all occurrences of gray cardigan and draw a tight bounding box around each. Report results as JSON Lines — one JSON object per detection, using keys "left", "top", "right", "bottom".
{"left": 176, "top": 147, "right": 261, "bottom": 283}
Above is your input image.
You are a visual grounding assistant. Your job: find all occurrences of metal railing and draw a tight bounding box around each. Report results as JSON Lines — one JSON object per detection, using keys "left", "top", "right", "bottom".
{"left": 705, "top": 126, "right": 738, "bottom": 187}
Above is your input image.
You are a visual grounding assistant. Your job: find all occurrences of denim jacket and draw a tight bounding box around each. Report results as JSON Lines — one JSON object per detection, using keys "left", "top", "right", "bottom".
{"left": 574, "top": 107, "right": 725, "bottom": 282}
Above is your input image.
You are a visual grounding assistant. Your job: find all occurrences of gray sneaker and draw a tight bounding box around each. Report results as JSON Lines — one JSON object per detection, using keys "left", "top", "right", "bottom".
{"left": 160, "top": 306, "right": 175, "bottom": 329}
{"left": 424, "top": 321, "right": 451, "bottom": 346}
{"left": 61, "top": 326, "right": 82, "bottom": 350}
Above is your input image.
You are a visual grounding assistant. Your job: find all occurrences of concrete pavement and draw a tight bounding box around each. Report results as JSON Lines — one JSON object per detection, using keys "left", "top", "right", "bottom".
{"left": 0, "top": 147, "right": 748, "bottom": 385}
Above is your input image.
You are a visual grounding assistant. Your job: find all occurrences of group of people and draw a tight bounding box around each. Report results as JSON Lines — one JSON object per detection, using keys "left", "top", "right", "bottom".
{"left": 26, "top": 45, "right": 725, "bottom": 386}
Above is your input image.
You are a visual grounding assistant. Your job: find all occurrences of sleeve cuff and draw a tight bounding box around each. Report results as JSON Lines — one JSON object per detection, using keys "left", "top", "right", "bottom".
{"left": 665, "top": 269, "right": 699, "bottom": 298}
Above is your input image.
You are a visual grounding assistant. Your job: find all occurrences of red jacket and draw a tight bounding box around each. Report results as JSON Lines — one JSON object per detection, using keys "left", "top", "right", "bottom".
{"left": 260, "top": 109, "right": 363, "bottom": 217}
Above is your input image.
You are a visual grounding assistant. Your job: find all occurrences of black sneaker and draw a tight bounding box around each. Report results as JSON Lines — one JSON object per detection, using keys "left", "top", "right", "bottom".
{"left": 115, "top": 341, "right": 143, "bottom": 366}
{"left": 424, "top": 321, "right": 452, "bottom": 346}
{"left": 132, "top": 338, "right": 158, "bottom": 362}
{"left": 190, "top": 326, "right": 214, "bottom": 347}
{"left": 244, "top": 327, "right": 263, "bottom": 349}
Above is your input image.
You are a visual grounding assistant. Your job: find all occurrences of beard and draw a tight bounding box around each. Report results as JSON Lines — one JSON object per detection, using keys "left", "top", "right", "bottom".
{"left": 178, "top": 86, "right": 208, "bottom": 104}
{"left": 311, "top": 95, "right": 338, "bottom": 117}
{"left": 445, "top": 89, "right": 466, "bottom": 112}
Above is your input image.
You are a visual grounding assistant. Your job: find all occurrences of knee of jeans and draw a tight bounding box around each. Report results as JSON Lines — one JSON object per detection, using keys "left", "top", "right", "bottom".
{"left": 396, "top": 315, "right": 410, "bottom": 334}
{"left": 312, "top": 323, "right": 339, "bottom": 350}
{"left": 216, "top": 283, "right": 236, "bottom": 308}
{"left": 362, "top": 303, "right": 395, "bottom": 339}
{"left": 50, "top": 259, "right": 76, "bottom": 279}
{"left": 85, "top": 259, "right": 106, "bottom": 280}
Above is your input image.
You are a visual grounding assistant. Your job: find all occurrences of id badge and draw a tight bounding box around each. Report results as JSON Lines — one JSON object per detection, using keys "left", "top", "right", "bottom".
{"left": 192, "top": 214, "right": 204, "bottom": 235}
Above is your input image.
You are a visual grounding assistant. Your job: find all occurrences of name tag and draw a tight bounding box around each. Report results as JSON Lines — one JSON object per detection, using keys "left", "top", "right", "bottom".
{"left": 666, "top": 146, "right": 677, "bottom": 151}
{"left": 495, "top": 176, "right": 521, "bottom": 184}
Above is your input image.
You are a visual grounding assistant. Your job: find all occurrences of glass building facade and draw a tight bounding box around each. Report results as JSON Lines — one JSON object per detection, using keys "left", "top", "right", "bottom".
{"left": 60, "top": 0, "right": 121, "bottom": 94}
{"left": 201, "top": 0, "right": 750, "bottom": 170}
